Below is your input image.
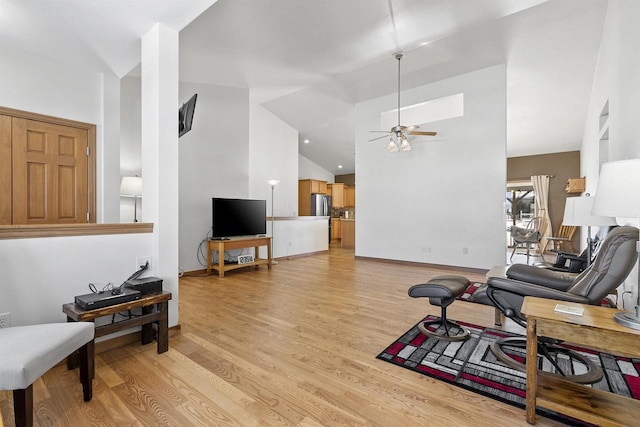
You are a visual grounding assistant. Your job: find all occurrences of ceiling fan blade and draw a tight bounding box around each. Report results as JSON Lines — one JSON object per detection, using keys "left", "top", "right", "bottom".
{"left": 409, "top": 131, "right": 437, "bottom": 136}
{"left": 369, "top": 130, "right": 391, "bottom": 133}
{"left": 368, "top": 134, "right": 392, "bottom": 142}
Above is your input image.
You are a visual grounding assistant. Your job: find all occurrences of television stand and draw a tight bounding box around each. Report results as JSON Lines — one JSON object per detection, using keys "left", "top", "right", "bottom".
{"left": 206, "top": 236, "right": 272, "bottom": 277}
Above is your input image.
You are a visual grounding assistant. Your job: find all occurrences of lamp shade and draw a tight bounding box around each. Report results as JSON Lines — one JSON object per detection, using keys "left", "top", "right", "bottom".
{"left": 120, "top": 176, "right": 142, "bottom": 197}
{"left": 267, "top": 179, "right": 280, "bottom": 187}
{"left": 592, "top": 159, "right": 640, "bottom": 218}
{"left": 563, "top": 196, "right": 617, "bottom": 226}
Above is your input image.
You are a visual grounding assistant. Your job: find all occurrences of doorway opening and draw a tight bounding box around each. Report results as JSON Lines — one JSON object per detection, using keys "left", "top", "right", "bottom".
{"left": 506, "top": 180, "right": 536, "bottom": 262}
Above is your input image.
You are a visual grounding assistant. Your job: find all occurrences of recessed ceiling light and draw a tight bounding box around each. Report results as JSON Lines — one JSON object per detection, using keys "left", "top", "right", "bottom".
{"left": 338, "top": 165, "right": 343, "bottom": 169}
{"left": 304, "top": 139, "right": 310, "bottom": 144}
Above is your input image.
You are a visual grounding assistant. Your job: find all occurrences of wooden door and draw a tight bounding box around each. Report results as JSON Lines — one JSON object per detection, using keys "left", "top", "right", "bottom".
{"left": 12, "top": 118, "right": 89, "bottom": 224}
{"left": 0, "top": 115, "right": 11, "bottom": 224}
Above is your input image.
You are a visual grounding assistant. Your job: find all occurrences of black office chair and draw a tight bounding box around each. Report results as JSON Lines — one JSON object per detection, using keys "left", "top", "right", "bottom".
{"left": 477, "top": 226, "right": 639, "bottom": 383}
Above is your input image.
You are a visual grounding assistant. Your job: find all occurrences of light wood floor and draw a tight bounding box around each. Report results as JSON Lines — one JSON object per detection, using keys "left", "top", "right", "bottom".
{"left": 0, "top": 248, "right": 567, "bottom": 426}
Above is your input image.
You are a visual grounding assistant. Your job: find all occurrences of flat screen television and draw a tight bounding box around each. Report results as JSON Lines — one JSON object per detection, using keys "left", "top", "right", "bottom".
{"left": 178, "top": 93, "right": 197, "bottom": 137}
{"left": 212, "top": 198, "right": 267, "bottom": 239}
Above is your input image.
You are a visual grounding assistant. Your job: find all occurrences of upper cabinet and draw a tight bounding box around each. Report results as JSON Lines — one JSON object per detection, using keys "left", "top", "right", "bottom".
{"left": 298, "top": 179, "right": 328, "bottom": 215}
{"left": 566, "top": 177, "right": 585, "bottom": 194}
{"left": 345, "top": 185, "right": 355, "bottom": 207}
{"left": 328, "top": 183, "right": 355, "bottom": 208}
{"left": 328, "top": 183, "right": 344, "bottom": 208}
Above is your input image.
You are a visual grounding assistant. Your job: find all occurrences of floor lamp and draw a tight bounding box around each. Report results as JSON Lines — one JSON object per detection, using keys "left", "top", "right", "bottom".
{"left": 267, "top": 179, "right": 280, "bottom": 265}
{"left": 120, "top": 176, "right": 142, "bottom": 222}
{"left": 592, "top": 159, "right": 640, "bottom": 330}
{"left": 562, "top": 195, "right": 617, "bottom": 265}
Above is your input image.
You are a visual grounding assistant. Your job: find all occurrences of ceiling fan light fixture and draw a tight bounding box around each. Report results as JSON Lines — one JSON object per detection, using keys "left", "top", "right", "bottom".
{"left": 387, "top": 137, "right": 398, "bottom": 152}
{"left": 400, "top": 136, "right": 411, "bottom": 151}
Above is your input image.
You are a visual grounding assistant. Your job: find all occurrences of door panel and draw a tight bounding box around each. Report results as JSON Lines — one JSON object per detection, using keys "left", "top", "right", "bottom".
{"left": 12, "top": 118, "right": 88, "bottom": 224}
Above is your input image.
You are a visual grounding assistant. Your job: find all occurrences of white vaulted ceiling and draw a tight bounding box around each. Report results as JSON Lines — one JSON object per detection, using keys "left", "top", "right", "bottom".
{"left": 1, "top": 0, "right": 608, "bottom": 174}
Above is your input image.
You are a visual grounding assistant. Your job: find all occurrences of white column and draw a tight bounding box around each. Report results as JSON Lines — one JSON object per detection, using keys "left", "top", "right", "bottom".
{"left": 100, "top": 72, "right": 121, "bottom": 223}
{"left": 141, "top": 24, "right": 180, "bottom": 326}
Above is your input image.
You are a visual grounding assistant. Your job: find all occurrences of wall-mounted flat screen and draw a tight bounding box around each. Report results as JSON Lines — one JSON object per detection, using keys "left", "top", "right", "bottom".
{"left": 212, "top": 198, "right": 267, "bottom": 239}
{"left": 178, "top": 93, "right": 197, "bottom": 137}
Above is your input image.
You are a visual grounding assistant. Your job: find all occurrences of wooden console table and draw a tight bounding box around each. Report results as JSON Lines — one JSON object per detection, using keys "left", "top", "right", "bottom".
{"left": 207, "top": 236, "right": 272, "bottom": 277}
{"left": 521, "top": 296, "right": 640, "bottom": 426}
{"left": 63, "top": 291, "right": 172, "bottom": 376}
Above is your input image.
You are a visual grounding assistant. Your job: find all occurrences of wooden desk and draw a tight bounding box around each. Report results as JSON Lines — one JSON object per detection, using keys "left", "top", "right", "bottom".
{"left": 207, "top": 236, "right": 271, "bottom": 277}
{"left": 63, "top": 291, "right": 172, "bottom": 376}
{"left": 521, "top": 297, "right": 640, "bottom": 426}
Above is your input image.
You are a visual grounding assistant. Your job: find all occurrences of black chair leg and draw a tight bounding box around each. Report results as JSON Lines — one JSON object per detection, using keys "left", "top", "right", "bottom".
{"left": 13, "top": 385, "right": 33, "bottom": 427}
{"left": 79, "top": 340, "right": 94, "bottom": 401}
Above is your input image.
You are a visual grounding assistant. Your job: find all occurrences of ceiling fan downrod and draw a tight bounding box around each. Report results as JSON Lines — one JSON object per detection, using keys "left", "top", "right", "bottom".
{"left": 395, "top": 52, "right": 403, "bottom": 130}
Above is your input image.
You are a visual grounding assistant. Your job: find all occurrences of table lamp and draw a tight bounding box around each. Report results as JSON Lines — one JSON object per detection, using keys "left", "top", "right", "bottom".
{"left": 591, "top": 159, "right": 640, "bottom": 330}
{"left": 562, "top": 195, "right": 617, "bottom": 265}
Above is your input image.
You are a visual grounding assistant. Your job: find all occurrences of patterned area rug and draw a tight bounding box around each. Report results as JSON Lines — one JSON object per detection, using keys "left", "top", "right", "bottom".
{"left": 457, "top": 281, "right": 484, "bottom": 302}
{"left": 377, "top": 316, "right": 640, "bottom": 426}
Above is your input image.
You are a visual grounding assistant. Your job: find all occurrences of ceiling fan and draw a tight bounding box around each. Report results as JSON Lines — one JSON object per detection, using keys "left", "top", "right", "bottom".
{"left": 369, "top": 52, "right": 437, "bottom": 152}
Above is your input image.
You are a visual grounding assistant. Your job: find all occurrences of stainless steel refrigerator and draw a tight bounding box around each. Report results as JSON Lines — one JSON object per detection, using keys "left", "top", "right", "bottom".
{"left": 310, "top": 193, "right": 332, "bottom": 243}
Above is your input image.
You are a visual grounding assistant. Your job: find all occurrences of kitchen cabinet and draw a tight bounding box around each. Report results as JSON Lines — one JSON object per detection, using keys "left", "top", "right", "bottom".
{"left": 341, "top": 219, "right": 355, "bottom": 249}
{"left": 566, "top": 177, "right": 585, "bottom": 194}
{"left": 345, "top": 185, "right": 355, "bottom": 207}
{"left": 331, "top": 219, "right": 341, "bottom": 241}
{"left": 298, "top": 179, "right": 328, "bottom": 215}
{"left": 328, "top": 183, "right": 345, "bottom": 208}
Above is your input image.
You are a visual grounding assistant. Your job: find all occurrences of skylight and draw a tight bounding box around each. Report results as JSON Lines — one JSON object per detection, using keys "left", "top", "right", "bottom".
{"left": 381, "top": 93, "right": 464, "bottom": 130}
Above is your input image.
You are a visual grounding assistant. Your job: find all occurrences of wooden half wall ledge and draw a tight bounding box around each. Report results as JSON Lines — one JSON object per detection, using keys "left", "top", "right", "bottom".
{"left": 0, "top": 222, "right": 154, "bottom": 239}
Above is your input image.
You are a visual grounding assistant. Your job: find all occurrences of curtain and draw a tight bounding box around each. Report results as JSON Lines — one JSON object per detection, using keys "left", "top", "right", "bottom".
{"left": 531, "top": 175, "right": 552, "bottom": 252}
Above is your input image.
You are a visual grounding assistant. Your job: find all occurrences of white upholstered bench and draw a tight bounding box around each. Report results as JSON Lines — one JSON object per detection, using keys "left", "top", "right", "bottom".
{"left": 0, "top": 322, "right": 95, "bottom": 427}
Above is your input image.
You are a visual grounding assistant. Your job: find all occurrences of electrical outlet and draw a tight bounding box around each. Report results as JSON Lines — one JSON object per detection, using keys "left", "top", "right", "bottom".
{"left": 462, "top": 247, "right": 469, "bottom": 255}
{"left": 136, "top": 256, "right": 151, "bottom": 270}
{"left": 0, "top": 312, "right": 11, "bottom": 328}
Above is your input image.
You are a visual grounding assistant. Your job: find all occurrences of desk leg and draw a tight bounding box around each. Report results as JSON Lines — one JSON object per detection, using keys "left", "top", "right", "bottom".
{"left": 526, "top": 318, "right": 538, "bottom": 424}
{"left": 141, "top": 304, "right": 154, "bottom": 345}
{"left": 206, "top": 240, "right": 212, "bottom": 275}
{"left": 218, "top": 241, "right": 225, "bottom": 277}
{"left": 494, "top": 308, "right": 502, "bottom": 327}
{"left": 157, "top": 301, "right": 169, "bottom": 354}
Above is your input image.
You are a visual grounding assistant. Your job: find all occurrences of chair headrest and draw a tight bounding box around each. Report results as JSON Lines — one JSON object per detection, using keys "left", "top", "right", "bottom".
{"left": 569, "top": 226, "right": 639, "bottom": 303}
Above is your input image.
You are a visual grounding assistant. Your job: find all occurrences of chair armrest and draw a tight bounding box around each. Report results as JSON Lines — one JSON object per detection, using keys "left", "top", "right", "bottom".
{"left": 558, "top": 251, "right": 586, "bottom": 261}
{"left": 506, "top": 264, "right": 576, "bottom": 291}
{"left": 487, "top": 277, "right": 590, "bottom": 304}
{"left": 546, "top": 237, "right": 571, "bottom": 242}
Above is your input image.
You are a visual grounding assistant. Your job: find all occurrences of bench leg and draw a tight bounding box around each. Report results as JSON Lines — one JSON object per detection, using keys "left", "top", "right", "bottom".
{"left": 157, "top": 301, "right": 169, "bottom": 353}
{"left": 13, "top": 385, "right": 33, "bottom": 427}
{"left": 141, "top": 305, "right": 154, "bottom": 345}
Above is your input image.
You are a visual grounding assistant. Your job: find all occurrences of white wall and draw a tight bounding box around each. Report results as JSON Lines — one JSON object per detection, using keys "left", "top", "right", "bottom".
{"left": 0, "top": 233, "right": 152, "bottom": 326}
{"left": 0, "top": 45, "right": 103, "bottom": 125}
{"left": 249, "top": 98, "right": 299, "bottom": 217}
{"left": 299, "top": 154, "right": 335, "bottom": 184}
{"left": 0, "top": 44, "right": 122, "bottom": 224}
{"left": 580, "top": 0, "right": 640, "bottom": 305}
{"left": 178, "top": 82, "right": 250, "bottom": 272}
{"left": 0, "top": 44, "right": 161, "bottom": 328}
{"left": 354, "top": 64, "right": 507, "bottom": 269}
